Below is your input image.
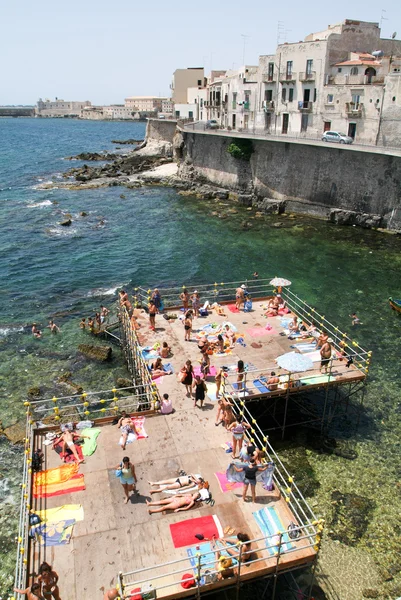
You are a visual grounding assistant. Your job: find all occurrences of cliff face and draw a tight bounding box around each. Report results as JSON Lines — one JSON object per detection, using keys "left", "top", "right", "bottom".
{"left": 178, "top": 131, "right": 401, "bottom": 231}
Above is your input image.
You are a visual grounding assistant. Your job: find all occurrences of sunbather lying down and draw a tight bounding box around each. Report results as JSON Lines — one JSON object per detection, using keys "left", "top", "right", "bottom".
{"left": 146, "top": 491, "right": 200, "bottom": 514}
{"left": 148, "top": 474, "right": 203, "bottom": 494}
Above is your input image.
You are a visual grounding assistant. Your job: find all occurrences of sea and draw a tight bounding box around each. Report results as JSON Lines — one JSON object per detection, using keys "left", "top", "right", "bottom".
{"left": 0, "top": 117, "right": 400, "bottom": 598}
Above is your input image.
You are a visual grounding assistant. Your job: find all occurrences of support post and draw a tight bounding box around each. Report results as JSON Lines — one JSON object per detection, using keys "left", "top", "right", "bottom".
{"left": 282, "top": 374, "right": 291, "bottom": 439}
{"left": 196, "top": 551, "right": 202, "bottom": 599}
{"left": 320, "top": 357, "right": 333, "bottom": 433}
{"left": 271, "top": 532, "right": 283, "bottom": 599}
{"left": 235, "top": 542, "right": 243, "bottom": 600}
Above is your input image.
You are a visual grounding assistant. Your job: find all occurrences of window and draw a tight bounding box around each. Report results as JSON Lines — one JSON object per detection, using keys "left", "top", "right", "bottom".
{"left": 282, "top": 88, "right": 287, "bottom": 102}
{"left": 197, "top": 80, "right": 202, "bottom": 86}
{"left": 286, "top": 61, "right": 293, "bottom": 76}
{"left": 265, "top": 90, "right": 273, "bottom": 102}
{"left": 268, "top": 62, "right": 274, "bottom": 80}
{"left": 352, "top": 94, "right": 361, "bottom": 104}
{"left": 306, "top": 59, "right": 313, "bottom": 75}
{"left": 200, "top": 111, "right": 203, "bottom": 119}
{"left": 392, "top": 96, "right": 396, "bottom": 102}
{"left": 314, "top": 89, "right": 317, "bottom": 102}
{"left": 289, "top": 88, "right": 294, "bottom": 102}
{"left": 327, "top": 94, "right": 334, "bottom": 103}
{"left": 175, "top": 110, "right": 180, "bottom": 117}
{"left": 350, "top": 67, "right": 359, "bottom": 75}
{"left": 188, "top": 111, "right": 193, "bottom": 118}
{"left": 200, "top": 98, "right": 203, "bottom": 108}
{"left": 232, "top": 93, "right": 237, "bottom": 108}
{"left": 338, "top": 68, "right": 342, "bottom": 73}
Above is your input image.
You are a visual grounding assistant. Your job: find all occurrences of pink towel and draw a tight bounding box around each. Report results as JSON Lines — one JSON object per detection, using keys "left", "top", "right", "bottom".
{"left": 246, "top": 327, "right": 277, "bottom": 338}
{"left": 214, "top": 471, "right": 243, "bottom": 493}
{"left": 131, "top": 416, "right": 148, "bottom": 439}
{"left": 193, "top": 365, "right": 217, "bottom": 377}
{"left": 227, "top": 304, "right": 240, "bottom": 313}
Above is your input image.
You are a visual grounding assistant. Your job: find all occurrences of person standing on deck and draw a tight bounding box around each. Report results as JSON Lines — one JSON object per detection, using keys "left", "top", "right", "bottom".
{"left": 228, "top": 415, "right": 250, "bottom": 459}
{"left": 38, "top": 561, "right": 61, "bottom": 600}
{"left": 193, "top": 375, "right": 207, "bottom": 408}
{"left": 148, "top": 300, "right": 157, "bottom": 331}
{"left": 180, "top": 288, "right": 189, "bottom": 311}
{"left": 320, "top": 338, "right": 332, "bottom": 374}
{"left": 115, "top": 456, "right": 138, "bottom": 504}
{"left": 191, "top": 290, "right": 201, "bottom": 317}
{"left": 235, "top": 285, "right": 245, "bottom": 310}
{"left": 180, "top": 359, "right": 194, "bottom": 396}
{"left": 233, "top": 458, "right": 268, "bottom": 503}
{"left": 151, "top": 288, "right": 162, "bottom": 312}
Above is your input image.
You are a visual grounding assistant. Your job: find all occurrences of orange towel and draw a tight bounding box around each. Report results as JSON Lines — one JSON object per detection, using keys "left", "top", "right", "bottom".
{"left": 33, "top": 474, "right": 85, "bottom": 498}
{"left": 34, "top": 463, "right": 79, "bottom": 488}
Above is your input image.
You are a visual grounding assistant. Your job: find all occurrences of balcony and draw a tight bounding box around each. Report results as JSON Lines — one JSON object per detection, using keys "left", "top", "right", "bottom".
{"left": 262, "top": 100, "right": 275, "bottom": 112}
{"left": 279, "top": 71, "right": 297, "bottom": 82}
{"left": 346, "top": 102, "right": 364, "bottom": 117}
{"left": 262, "top": 74, "right": 275, "bottom": 83}
{"left": 299, "top": 71, "right": 316, "bottom": 82}
{"left": 204, "top": 100, "right": 221, "bottom": 108}
{"left": 328, "top": 74, "right": 385, "bottom": 85}
{"left": 243, "top": 101, "right": 250, "bottom": 111}
{"left": 298, "top": 101, "right": 313, "bottom": 112}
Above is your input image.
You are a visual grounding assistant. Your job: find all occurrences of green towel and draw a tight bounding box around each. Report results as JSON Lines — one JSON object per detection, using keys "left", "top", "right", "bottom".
{"left": 81, "top": 428, "right": 101, "bottom": 456}
{"left": 301, "top": 375, "right": 335, "bottom": 385}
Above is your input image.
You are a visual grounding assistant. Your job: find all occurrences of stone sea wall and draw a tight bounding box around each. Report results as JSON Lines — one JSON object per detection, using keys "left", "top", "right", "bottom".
{"left": 146, "top": 121, "right": 401, "bottom": 231}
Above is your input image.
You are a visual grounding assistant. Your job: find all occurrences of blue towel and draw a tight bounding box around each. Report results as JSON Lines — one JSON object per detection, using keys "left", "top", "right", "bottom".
{"left": 163, "top": 363, "right": 174, "bottom": 373}
{"left": 187, "top": 541, "right": 238, "bottom": 584}
{"left": 253, "top": 507, "right": 295, "bottom": 554}
{"left": 253, "top": 379, "right": 270, "bottom": 394}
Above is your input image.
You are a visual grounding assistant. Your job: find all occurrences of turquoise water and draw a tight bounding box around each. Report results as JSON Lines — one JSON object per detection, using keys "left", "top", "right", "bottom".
{"left": 0, "top": 118, "right": 401, "bottom": 597}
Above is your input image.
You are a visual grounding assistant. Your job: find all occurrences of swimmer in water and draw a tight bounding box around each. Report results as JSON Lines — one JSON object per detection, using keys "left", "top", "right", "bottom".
{"left": 47, "top": 320, "right": 60, "bottom": 334}
{"left": 350, "top": 312, "right": 362, "bottom": 326}
{"left": 80, "top": 318, "right": 86, "bottom": 329}
{"left": 32, "top": 323, "right": 42, "bottom": 339}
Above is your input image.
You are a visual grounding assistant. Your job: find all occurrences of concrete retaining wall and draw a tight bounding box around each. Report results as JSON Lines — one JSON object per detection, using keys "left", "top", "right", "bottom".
{"left": 146, "top": 118, "right": 178, "bottom": 144}
{"left": 181, "top": 131, "right": 401, "bottom": 230}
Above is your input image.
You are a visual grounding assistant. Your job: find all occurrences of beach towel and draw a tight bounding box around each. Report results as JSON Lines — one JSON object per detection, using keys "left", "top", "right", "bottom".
{"left": 290, "top": 343, "right": 317, "bottom": 354}
{"left": 245, "top": 362, "right": 258, "bottom": 372}
{"left": 253, "top": 506, "right": 295, "bottom": 555}
{"left": 81, "top": 428, "right": 101, "bottom": 456}
{"left": 36, "top": 504, "right": 84, "bottom": 524}
{"left": 163, "top": 363, "right": 174, "bottom": 373}
{"left": 205, "top": 382, "right": 218, "bottom": 401}
{"left": 194, "top": 365, "right": 217, "bottom": 378}
{"left": 187, "top": 540, "right": 238, "bottom": 584}
{"left": 227, "top": 304, "right": 240, "bottom": 313}
{"left": 131, "top": 416, "right": 148, "bottom": 438}
{"left": 226, "top": 462, "right": 275, "bottom": 489}
{"left": 54, "top": 440, "right": 84, "bottom": 463}
{"left": 302, "top": 349, "right": 321, "bottom": 362}
{"left": 246, "top": 327, "right": 276, "bottom": 338}
{"left": 301, "top": 374, "right": 336, "bottom": 385}
{"left": 170, "top": 515, "right": 223, "bottom": 548}
{"left": 277, "top": 308, "right": 290, "bottom": 315}
{"left": 215, "top": 471, "right": 243, "bottom": 493}
{"left": 30, "top": 519, "right": 75, "bottom": 546}
{"left": 253, "top": 379, "right": 271, "bottom": 394}
{"left": 33, "top": 474, "right": 85, "bottom": 498}
{"left": 152, "top": 375, "right": 164, "bottom": 385}
{"left": 33, "top": 463, "right": 79, "bottom": 488}
{"left": 142, "top": 350, "right": 159, "bottom": 361}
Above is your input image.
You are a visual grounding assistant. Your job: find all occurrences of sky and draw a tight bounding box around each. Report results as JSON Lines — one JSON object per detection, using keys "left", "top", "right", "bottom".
{"left": 1, "top": 0, "right": 400, "bottom": 105}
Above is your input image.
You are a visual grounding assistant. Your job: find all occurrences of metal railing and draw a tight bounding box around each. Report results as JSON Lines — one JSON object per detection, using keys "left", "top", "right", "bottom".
{"left": 117, "top": 521, "right": 323, "bottom": 599}
{"left": 13, "top": 415, "right": 34, "bottom": 600}
{"left": 299, "top": 72, "right": 316, "bottom": 82}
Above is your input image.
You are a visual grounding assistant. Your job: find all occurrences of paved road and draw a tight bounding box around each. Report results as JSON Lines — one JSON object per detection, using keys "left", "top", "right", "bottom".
{"left": 182, "top": 122, "right": 401, "bottom": 157}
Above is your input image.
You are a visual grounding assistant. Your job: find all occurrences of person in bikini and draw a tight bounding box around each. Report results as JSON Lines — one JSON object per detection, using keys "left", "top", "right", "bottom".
{"left": 267, "top": 371, "right": 280, "bottom": 391}
{"left": 37, "top": 561, "right": 61, "bottom": 600}
{"left": 266, "top": 296, "right": 279, "bottom": 317}
{"left": 183, "top": 313, "right": 192, "bottom": 341}
{"left": 148, "top": 474, "right": 204, "bottom": 494}
{"left": 146, "top": 491, "right": 200, "bottom": 514}
{"left": 235, "top": 285, "right": 245, "bottom": 310}
{"left": 180, "top": 288, "right": 189, "bottom": 310}
{"left": 14, "top": 583, "right": 46, "bottom": 600}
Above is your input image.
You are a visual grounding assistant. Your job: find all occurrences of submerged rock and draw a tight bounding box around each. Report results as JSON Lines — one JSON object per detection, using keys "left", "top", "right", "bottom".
{"left": 1, "top": 422, "right": 26, "bottom": 444}
{"left": 28, "top": 386, "right": 41, "bottom": 398}
{"left": 78, "top": 344, "right": 112, "bottom": 362}
{"left": 60, "top": 219, "right": 72, "bottom": 227}
{"left": 329, "top": 490, "right": 375, "bottom": 546}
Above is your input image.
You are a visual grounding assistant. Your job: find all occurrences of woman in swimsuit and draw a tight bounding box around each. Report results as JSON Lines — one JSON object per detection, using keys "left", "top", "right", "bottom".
{"left": 37, "top": 562, "right": 61, "bottom": 600}
{"left": 146, "top": 491, "right": 200, "bottom": 514}
{"left": 228, "top": 415, "right": 250, "bottom": 458}
{"left": 191, "top": 291, "right": 200, "bottom": 317}
{"left": 266, "top": 296, "right": 279, "bottom": 317}
{"left": 219, "top": 533, "right": 255, "bottom": 564}
{"left": 180, "top": 360, "right": 194, "bottom": 396}
{"left": 115, "top": 456, "right": 138, "bottom": 504}
{"left": 14, "top": 583, "right": 46, "bottom": 600}
{"left": 148, "top": 300, "right": 157, "bottom": 331}
{"left": 150, "top": 357, "right": 171, "bottom": 379}
{"left": 215, "top": 367, "right": 224, "bottom": 399}
{"left": 148, "top": 474, "right": 203, "bottom": 494}
{"left": 193, "top": 375, "right": 207, "bottom": 408}
{"left": 180, "top": 288, "right": 189, "bottom": 310}
{"left": 237, "top": 360, "right": 245, "bottom": 391}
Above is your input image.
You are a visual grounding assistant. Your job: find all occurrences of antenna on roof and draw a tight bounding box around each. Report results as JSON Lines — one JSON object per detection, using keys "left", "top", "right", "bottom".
{"left": 392, "top": 31, "right": 397, "bottom": 39}
{"left": 380, "top": 9, "right": 388, "bottom": 30}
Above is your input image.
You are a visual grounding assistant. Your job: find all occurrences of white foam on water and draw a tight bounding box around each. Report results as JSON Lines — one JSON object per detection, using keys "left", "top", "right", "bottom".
{"left": 0, "top": 326, "right": 24, "bottom": 337}
{"left": 87, "top": 284, "right": 126, "bottom": 297}
{"left": 27, "top": 199, "right": 53, "bottom": 208}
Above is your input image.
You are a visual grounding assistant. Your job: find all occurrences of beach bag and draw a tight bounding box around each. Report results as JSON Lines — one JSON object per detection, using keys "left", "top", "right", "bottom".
{"left": 199, "top": 308, "right": 208, "bottom": 317}
{"left": 115, "top": 464, "right": 122, "bottom": 478}
{"left": 244, "top": 300, "right": 252, "bottom": 312}
{"left": 177, "top": 371, "right": 186, "bottom": 383}
{"left": 204, "top": 570, "right": 219, "bottom": 584}
{"left": 181, "top": 574, "right": 195, "bottom": 589}
{"left": 288, "top": 521, "right": 301, "bottom": 539}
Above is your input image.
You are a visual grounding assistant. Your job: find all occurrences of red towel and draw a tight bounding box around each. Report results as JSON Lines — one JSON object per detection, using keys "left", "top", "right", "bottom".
{"left": 227, "top": 304, "right": 240, "bottom": 313}
{"left": 170, "top": 515, "right": 223, "bottom": 548}
{"left": 54, "top": 441, "right": 84, "bottom": 463}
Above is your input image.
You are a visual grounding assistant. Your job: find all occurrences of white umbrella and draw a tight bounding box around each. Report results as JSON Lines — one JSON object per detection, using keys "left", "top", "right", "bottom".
{"left": 269, "top": 277, "right": 292, "bottom": 287}
{"left": 276, "top": 351, "right": 314, "bottom": 373}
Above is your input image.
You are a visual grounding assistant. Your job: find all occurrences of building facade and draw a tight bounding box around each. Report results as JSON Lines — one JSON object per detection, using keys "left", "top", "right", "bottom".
{"left": 171, "top": 68, "right": 205, "bottom": 103}
{"left": 36, "top": 98, "right": 91, "bottom": 117}
{"left": 124, "top": 96, "right": 169, "bottom": 112}
{"left": 204, "top": 19, "right": 401, "bottom": 146}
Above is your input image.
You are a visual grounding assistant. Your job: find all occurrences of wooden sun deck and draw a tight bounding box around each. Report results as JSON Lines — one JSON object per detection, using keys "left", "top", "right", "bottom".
{"left": 27, "top": 299, "right": 359, "bottom": 598}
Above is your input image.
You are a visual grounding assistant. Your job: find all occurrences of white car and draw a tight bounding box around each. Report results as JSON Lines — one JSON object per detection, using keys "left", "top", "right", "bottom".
{"left": 321, "top": 131, "right": 353, "bottom": 144}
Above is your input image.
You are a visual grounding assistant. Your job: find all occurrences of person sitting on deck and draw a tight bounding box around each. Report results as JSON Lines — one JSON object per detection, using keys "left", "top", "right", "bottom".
{"left": 148, "top": 474, "right": 204, "bottom": 494}
{"left": 265, "top": 296, "right": 279, "bottom": 316}
{"left": 288, "top": 315, "right": 299, "bottom": 333}
{"left": 223, "top": 324, "right": 235, "bottom": 349}
{"left": 267, "top": 371, "right": 280, "bottom": 391}
{"left": 211, "top": 539, "right": 236, "bottom": 579}
{"left": 14, "top": 583, "right": 46, "bottom": 600}
{"left": 103, "top": 588, "right": 120, "bottom": 600}
{"left": 118, "top": 414, "right": 139, "bottom": 451}
{"left": 218, "top": 533, "right": 255, "bottom": 564}
{"left": 158, "top": 341, "right": 171, "bottom": 358}
{"left": 146, "top": 491, "right": 200, "bottom": 514}
{"left": 149, "top": 357, "right": 172, "bottom": 379}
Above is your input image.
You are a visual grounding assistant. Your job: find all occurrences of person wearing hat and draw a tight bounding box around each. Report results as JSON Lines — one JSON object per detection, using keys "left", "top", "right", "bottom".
{"left": 320, "top": 337, "right": 332, "bottom": 374}
{"left": 235, "top": 285, "right": 246, "bottom": 310}
{"left": 211, "top": 539, "right": 235, "bottom": 579}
